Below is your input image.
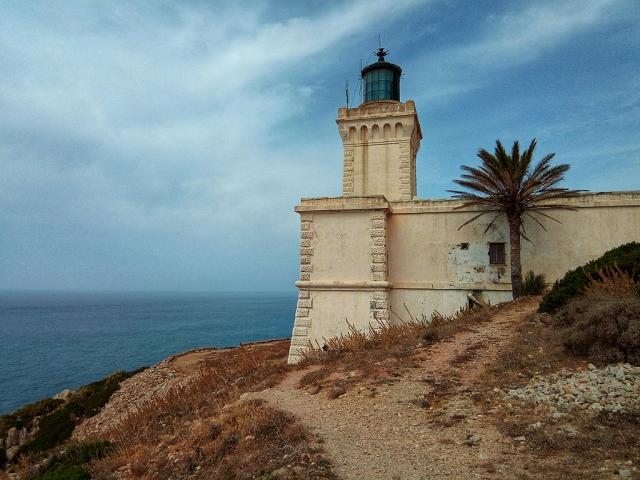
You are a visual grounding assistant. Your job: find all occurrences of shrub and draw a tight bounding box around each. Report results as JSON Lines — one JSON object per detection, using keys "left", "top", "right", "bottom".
{"left": 20, "top": 368, "right": 144, "bottom": 457}
{"left": 520, "top": 270, "right": 546, "bottom": 296}
{"left": 35, "top": 464, "right": 89, "bottom": 480}
{"left": 29, "top": 441, "right": 113, "bottom": 480}
{"left": 540, "top": 242, "right": 640, "bottom": 313}
{"left": 553, "top": 293, "right": 640, "bottom": 365}
{"left": 584, "top": 265, "right": 639, "bottom": 297}
{"left": 0, "top": 398, "right": 64, "bottom": 436}
{"left": 23, "top": 409, "right": 76, "bottom": 454}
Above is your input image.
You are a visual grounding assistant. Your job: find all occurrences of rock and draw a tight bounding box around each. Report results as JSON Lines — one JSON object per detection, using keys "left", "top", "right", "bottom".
{"left": 561, "top": 425, "right": 579, "bottom": 437}
{"left": 616, "top": 468, "right": 632, "bottom": 477}
{"left": 514, "top": 436, "right": 526, "bottom": 442}
{"left": 309, "top": 385, "right": 321, "bottom": 395}
{"left": 588, "top": 363, "right": 597, "bottom": 371}
{"left": 18, "top": 427, "right": 29, "bottom": 446}
{"left": 244, "top": 435, "right": 255, "bottom": 441}
{"left": 451, "top": 411, "right": 467, "bottom": 420}
{"left": 465, "top": 434, "right": 481, "bottom": 446}
{"left": 527, "top": 422, "right": 543, "bottom": 430}
{"left": 6, "top": 445, "right": 20, "bottom": 462}
{"left": 6, "top": 427, "right": 19, "bottom": 448}
{"left": 331, "top": 386, "right": 346, "bottom": 398}
{"left": 53, "top": 388, "right": 74, "bottom": 402}
{"left": 550, "top": 412, "right": 568, "bottom": 420}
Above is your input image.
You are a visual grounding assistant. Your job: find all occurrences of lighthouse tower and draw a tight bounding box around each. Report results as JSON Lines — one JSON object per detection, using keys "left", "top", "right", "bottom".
{"left": 337, "top": 48, "right": 422, "bottom": 201}
{"left": 287, "top": 48, "right": 424, "bottom": 364}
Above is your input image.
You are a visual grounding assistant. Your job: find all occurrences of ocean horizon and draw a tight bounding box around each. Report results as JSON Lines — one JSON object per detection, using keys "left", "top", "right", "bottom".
{"left": 0, "top": 290, "right": 297, "bottom": 415}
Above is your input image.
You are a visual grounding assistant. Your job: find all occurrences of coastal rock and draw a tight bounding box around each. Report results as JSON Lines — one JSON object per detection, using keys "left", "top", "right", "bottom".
{"left": 18, "top": 427, "right": 29, "bottom": 446}
{"left": 6, "top": 445, "right": 20, "bottom": 462}
{"left": 53, "top": 389, "right": 74, "bottom": 402}
{"left": 72, "top": 358, "right": 190, "bottom": 441}
{"left": 6, "top": 427, "right": 19, "bottom": 448}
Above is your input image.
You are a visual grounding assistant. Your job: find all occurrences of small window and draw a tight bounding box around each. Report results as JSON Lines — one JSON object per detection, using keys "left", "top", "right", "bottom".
{"left": 489, "top": 242, "right": 505, "bottom": 265}
{"left": 460, "top": 242, "right": 469, "bottom": 250}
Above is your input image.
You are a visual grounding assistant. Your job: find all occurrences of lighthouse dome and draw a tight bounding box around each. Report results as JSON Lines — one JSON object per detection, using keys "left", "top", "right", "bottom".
{"left": 361, "top": 47, "right": 402, "bottom": 103}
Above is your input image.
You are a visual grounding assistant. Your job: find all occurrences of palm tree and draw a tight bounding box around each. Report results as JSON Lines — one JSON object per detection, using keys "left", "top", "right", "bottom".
{"left": 449, "top": 139, "right": 581, "bottom": 298}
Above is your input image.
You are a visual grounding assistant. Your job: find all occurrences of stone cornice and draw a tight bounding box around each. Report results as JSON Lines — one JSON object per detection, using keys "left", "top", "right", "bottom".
{"left": 296, "top": 196, "right": 389, "bottom": 212}
{"left": 390, "top": 191, "right": 640, "bottom": 213}
{"left": 293, "top": 280, "right": 512, "bottom": 291}
{"left": 337, "top": 100, "right": 417, "bottom": 122}
{"left": 295, "top": 280, "right": 391, "bottom": 290}
{"left": 295, "top": 192, "right": 640, "bottom": 214}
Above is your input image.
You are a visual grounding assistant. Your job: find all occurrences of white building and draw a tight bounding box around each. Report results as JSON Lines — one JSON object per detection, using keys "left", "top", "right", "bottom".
{"left": 288, "top": 50, "right": 640, "bottom": 364}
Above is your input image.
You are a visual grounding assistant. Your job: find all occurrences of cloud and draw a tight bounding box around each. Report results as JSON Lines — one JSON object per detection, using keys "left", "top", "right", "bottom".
{"left": 410, "top": 0, "right": 630, "bottom": 102}
{"left": 0, "top": 0, "right": 430, "bottom": 290}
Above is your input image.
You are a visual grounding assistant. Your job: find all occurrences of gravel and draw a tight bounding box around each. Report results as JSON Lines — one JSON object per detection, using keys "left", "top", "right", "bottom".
{"left": 506, "top": 363, "right": 640, "bottom": 413}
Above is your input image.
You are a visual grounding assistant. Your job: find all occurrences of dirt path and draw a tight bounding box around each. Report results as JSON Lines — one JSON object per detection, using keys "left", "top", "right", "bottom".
{"left": 247, "top": 298, "right": 540, "bottom": 479}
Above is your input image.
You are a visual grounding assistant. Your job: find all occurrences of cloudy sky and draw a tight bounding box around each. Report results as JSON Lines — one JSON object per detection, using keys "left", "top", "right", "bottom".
{"left": 1, "top": 0, "right": 638, "bottom": 292}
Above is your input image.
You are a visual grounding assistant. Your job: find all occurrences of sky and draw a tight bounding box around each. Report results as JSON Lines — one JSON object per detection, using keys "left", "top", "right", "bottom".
{"left": 0, "top": 0, "right": 638, "bottom": 292}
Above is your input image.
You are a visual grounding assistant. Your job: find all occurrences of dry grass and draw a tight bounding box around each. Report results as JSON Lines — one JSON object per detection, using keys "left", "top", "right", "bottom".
{"left": 584, "top": 265, "right": 639, "bottom": 297}
{"left": 481, "top": 311, "right": 580, "bottom": 390}
{"left": 83, "top": 342, "right": 338, "bottom": 479}
{"left": 94, "top": 400, "right": 336, "bottom": 480}
{"left": 298, "top": 305, "right": 491, "bottom": 391}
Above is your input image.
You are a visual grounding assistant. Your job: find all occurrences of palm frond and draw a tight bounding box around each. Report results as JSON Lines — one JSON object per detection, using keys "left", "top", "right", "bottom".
{"left": 451, "top": 138, "right": 578, "bottom": 235}
{"left": 524, "top": 212, "right": 549, "bottom": 231}
{"left": 456, "top": 209, "right": 500, "bottom": 230}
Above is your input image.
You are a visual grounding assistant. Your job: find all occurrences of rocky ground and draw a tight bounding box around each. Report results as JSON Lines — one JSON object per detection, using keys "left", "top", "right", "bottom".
{"left": 507, "top": 363, "right": 640, "bottom": 414}
{"left": 73, "top": 341, "right": 288, "bottom": 441}
{"left": 73, "top": 359, "right": 191, "bottom": 441}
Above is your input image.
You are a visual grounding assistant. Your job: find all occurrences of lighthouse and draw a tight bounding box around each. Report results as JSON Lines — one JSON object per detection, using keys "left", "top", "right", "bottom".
{"left": 337, "top": 48, "right": 422, "bottom": 202}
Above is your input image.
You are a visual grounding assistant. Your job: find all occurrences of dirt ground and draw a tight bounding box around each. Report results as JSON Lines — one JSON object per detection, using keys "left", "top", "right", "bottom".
{"left": 245, "top": 299, "right": 539, "bottom": 479}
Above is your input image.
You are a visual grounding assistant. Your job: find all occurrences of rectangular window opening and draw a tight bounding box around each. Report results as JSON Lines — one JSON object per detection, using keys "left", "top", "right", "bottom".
{"left": 489, "top": 242, "right": 505, "bottom": 265}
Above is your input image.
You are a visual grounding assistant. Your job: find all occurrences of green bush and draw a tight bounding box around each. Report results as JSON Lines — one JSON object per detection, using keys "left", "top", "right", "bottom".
{"left": 35, "top": 464, "right": 89, "bottom": 480}
{"left": 553, "top": 294, "right": 640, "bottom": 365}
{"left": 0, "top": 398, "right": 64, "bottom": 436}
{"left": 29, "top": 441, "right": 114, "bottom": 480}
{"left": 20, "top": 368, "right": 145, "bottom": 457}
{"left": 23, "top": 409, "right": 76, "bottom": 454}
{"left": 540, "top": 242, "right": 640, "bottom": 313}
{"left": 520, "top": 270, "right": 546, "bottom": 296}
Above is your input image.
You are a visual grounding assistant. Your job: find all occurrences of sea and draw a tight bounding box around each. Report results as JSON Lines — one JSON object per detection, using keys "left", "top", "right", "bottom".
{"left": 0, "top": 290, "right": 297, "bottom": 415}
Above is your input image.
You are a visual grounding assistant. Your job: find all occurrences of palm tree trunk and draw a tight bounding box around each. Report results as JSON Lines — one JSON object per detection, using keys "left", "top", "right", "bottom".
{"left": 508, "top": 215, "right": 522, "bottom": 298}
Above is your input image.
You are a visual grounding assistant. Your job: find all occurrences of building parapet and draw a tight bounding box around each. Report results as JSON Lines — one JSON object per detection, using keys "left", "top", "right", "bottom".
{"left": 389, "top": 191, "right": 640, "bottom": 213}
{"left": 337, "top": 100, "right": 417, "bottom": 120}
{"left": 296, "top": 196, "right": 389, "bottom": 212}
{"left": 294, "top": 280, "right": 512, "bottom": 291}
{"left": 296, "top": 191, "right": 640, "bottom": 214}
